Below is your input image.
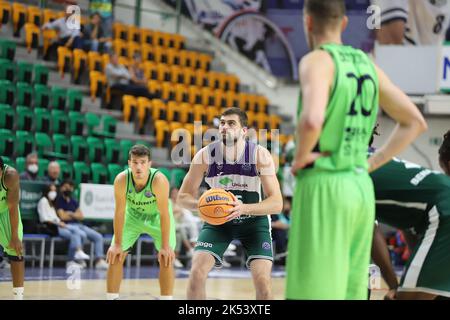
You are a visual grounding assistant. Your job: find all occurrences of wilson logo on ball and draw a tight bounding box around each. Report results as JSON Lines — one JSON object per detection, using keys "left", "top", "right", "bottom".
{"left": 206, "top": 195, "right": 229, "bottom": 203}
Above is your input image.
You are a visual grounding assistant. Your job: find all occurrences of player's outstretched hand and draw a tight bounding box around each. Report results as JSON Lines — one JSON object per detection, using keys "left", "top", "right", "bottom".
{"left": 107, "top": 244, "right": 125, "bottom": 265}
{"left": 158, "top": 246, "right": 175, "bottom": 268}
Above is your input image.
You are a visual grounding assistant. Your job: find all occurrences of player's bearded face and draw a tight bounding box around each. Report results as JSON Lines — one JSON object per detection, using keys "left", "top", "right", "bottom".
{"left": 129, "top": 156, "right": 151, "bottom": 179}
{"left": 219, "top": 115, "right": 246, "bottom": 146}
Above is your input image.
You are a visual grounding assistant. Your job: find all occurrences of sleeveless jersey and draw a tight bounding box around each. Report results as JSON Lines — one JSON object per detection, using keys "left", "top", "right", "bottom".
{"left": 297, "top": 43, "right": 379, "bottom": 172}
{"left": 125, "top": 168, "right": 160, "bottom": 219}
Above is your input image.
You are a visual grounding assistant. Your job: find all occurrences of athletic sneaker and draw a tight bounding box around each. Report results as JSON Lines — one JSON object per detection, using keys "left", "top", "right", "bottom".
{"left": 95, "top": 259, "right": 109, "bottom": 270}
{"left": 222, "top": 259, "right": 231, "bottom": 268}
{"left": 74, "top": 250, "right": 90, "bottom": 260}
{"left": 174, "top": 258, "right": 183, "bottom": 268}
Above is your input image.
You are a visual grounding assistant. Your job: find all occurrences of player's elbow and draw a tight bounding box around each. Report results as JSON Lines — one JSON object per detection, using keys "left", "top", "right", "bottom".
{"left": 302, "top": 115, "right": 324, "bottom": 132}
{"left": 176, "top": 192, "right": 190, "bottom": 208}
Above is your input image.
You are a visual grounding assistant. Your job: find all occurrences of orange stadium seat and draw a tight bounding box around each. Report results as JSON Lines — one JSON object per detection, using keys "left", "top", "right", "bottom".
{"left": 169, "top": 34, "right": 185, "bottom": 50}
{"left": 238, "top": 92, "right": 250, "bottom": 111}
{"left": 140, "top": 28, "right": 153, "bottom": 46}
{"left": 167, "top": 48, "right": 180, "bottom": 66}
{"left": 161, "top": 81, "right": 176, "bottom": 101}
{"left": 193, "top": 104, "right": 207, "bottom": 123}
{"left": 147, "top": 79, "right": 162, "bottom": 98}
{"left": 141, "top": 44, "right": 154, "bottom": 62}
{"left": 155, "top": 119, "right": 169, "bottom": 147}
{"left": 198, "top": 53, "right": 212, "bottom": 71}
{"left": 57, "top": 46, "right": 73, "bottom": 78}
{"left": 169, "top": 121, "right": 184, "bottom": 143}
{"left": 169, "top": 65, "right": 181, "bottom": 84}
{"left": 206, "top": 106, "right": 219, "bottom": 125}
{"left": 24, "top": 23, "right": 39, "bottom": 53}
{"left": 101, "top": 53, "right": 110, "bottom": 70}
{"left": 207, "top": 72, "right": 220, "bottom": 90}
{"left": 136, "top": 97, "right": 152, "bottom": 130}
{"left": 174, "top": 83, "right": 188, "bottom": 103}
{"left": 27, "top": 6, "right": 42, "bottom": 26}
{"left": 151, "top": 99, "right": 167, "bottom": 121}
{"left": 42, "top": 28, "right": 57, "bottom": 58}
{"left": 193, "top": 68, "right": 207, "bottom": 87}
{"left": 167, "top": 101, "right": 180, "bottom": 123}
{"left": 200, "top": 87, "right": 212, "bottom": 106}
{"left": 89, "top": 70, "right": 106, "bottom": 101}
{"left": 88, "top": 51, "right": 103, "bottom": 72}
{"left": 224, "top": 74, "right": 239, "bottom": 92}
{"left": 0, "top": 2, "right": 12, "bottom": 27}
{"left": 246, "top": 95, "right": 258, "bottom": 113}
{"left": 154, "top": 46, "right": 169, "bottom": 64}
{"left": 127, "top": 41, "right": 141, "bottom": 60}
{"left": 152, "top": 30, "right": 165, "bottom": 47}
{"left": 225, "top": 90, "right": 239, "bottom": 108}
{"left": 181, "top": 67, "right": 195, "bottom": 86}
{"left": 12, "top": 3, "right": 26, "bottom": 36}
{"left": 122, "top": 95, "right": 137, "bottom": 123}
{"left": 255, "top": 112, "right": 269, "bottom": 130}
{"left": 143, "top": 61, "right": 157, "bottom": 81}
{"left": 188, "top": 85, "right": 201, "bottom": 105}
{"left": 112, "top": 39, "right": 128, "bottom": 58}
{"left": 118, "top": 56, "right": 130, "bottom": 67}
{"left": 179, "top": 50, "right": 190, "bottom": 68}
{"left": 255, "top": 95, "right": 269, "bottom": 113}
{"left": 178, "top": 102, "right": 192, "bottom": 124}
{"left": 246, "top": 111, "right": 255, "bottom": 129}
{"left": 213, "top": 89, "right": 226, "bottom": 108}
{"left": 157, "top": 63, "right": 171, "bottom": 82}
{"left": 113, "top": 22, "right": 128, "bottom": 41}
{"left": 128, "top": 25, "right": 141, "bottom": 43}
{"left": 188, "top": 51, "right": 200, "bottom": 69}
{"left": 72, "top": 49, "right": 87, "bottom": 83}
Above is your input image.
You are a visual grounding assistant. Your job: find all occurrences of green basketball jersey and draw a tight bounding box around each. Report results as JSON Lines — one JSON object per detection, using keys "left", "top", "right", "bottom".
{"left": 297, "top": 44, "right": 379, "bottom": 171}
{"left": 371, "top": 158, "right": 450, "bottom": 233}
{"left": 0, "top": 165, "right": 9, "bottom": 212}
{"left": 125, "top": 168, "right": 160, "bottom": 219}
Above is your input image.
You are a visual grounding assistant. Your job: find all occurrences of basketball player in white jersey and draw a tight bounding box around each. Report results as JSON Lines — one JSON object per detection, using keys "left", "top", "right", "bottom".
{"left": 371, "top": 0, "right": 450, "bottom": 45}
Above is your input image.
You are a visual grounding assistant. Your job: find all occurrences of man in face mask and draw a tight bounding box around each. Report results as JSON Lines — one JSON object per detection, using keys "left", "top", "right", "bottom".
{"left": 19, "top": 153, "right": 41, "bottom": 181}
{"left": 44, "top": 161, "right": 61, "bottom": 186}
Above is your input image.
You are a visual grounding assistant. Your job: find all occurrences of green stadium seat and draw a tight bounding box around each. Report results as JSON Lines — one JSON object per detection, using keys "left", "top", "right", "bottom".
{"left": 33, "top": 64, "right": 49, "bottom": 85}
{"left": 85, "top": 112, "right": 100, "bottom": 136}
{"left": 90, "top": 162, "right": 108, "bottom": 184}
{"left": 100, "top": 115, "right": 117, "bottom": 138}
{"left": 15, "top": 157, "right": 25, "bottom": 173}
{"left": 51, "top": 110, "right": 69, "bottom": 135}
{"left": 51, "top": 87, "right": 67, "bottom": 110}
{"left": 67, "top": 89, "right": 82, "bottom": 112}
{"left": 34, "top": 132, "right": 53, "bottom": 158}
{"left": 53, "top": 133, "right": 70, "bottom": 159}
{"left": 70, "top": 135, "right": 88, "bottom": 162}
{"left": 87, "top": 136, "right": 104, "bottom": 163}
{"left": 0, "top": 39, "right": 16, "bottom": 60}
{"left": 120, "top": 139, "right": 134, "bottom": 164}
{"left": 17, "top": 61, "right": 33, "bottom": 83}
{"left": 34, "top": 84, "right": 50, "bottom": 109}
{"left": 0, "top": 128, "right": 14, "bottom": 157}
{"left": 0, "top": 80, "right": 15, "bottom": 105}
{"left": 16, "top": 82, "right": 33, "bottom": 107}
{"left": 34, "top": 108, "right": 51, "bottom": 133}
{"left": 68, "top": 111, "right": 85, "bottom": 136}
{"left": 0, "top": 59, "right": 15, "bottom": 81}
{"left": 1, "top": 156, "right": 14, "bottom": 168}
{"left": 158, "top": 167, "right": 171, "bottom": 181}
{"left": 104, "top": 138, "right": 121, "bottom": 163}
{"left": 171, "top": 168, "right": 187, "bottom": 188}
{"left": 38, "top": 158, "right": 49, "bottom": 178}
{"left": 15, "top": 131, "right": 34, "bottom": 157}
{"left": 16, "top": 105, "right": 33, "bottom": 131}
{"left": 107, "top": 163, "right": 123, "bottom": 184}
{"left": 57, "top": 159, "right": 73, "bottom": 180}
{"left": 0, "top": 103, "right": 14, "bottom": 130}
{"left": 73, "top": 161, "right": 91, "bottom": 185}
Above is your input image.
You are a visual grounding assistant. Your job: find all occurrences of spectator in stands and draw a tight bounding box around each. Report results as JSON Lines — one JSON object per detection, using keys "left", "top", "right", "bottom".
{"left": 89, "top": 0, "right": 113, "bottom": 38}
{"left": 41, "top": 6, "right": 84, "bottom": 50}
{"left": 19, "top": 153, "right": 41, "bottom": 181}
{"left": 271, "top": 196, "right": 290, "bottom": 262}
{"left": 44, "top": 161, "right": 61, "bottom": 186}
{"left": 128, "top": 53, "right": 148, "bottom": 87}
{"left": 105, "top": 52, "right": 153, "bottom": 98}
{"left": 55, "top": 180, "right": 108, "bottom": 269}
{"left": 37, "top": 183, "right": 90, "bottom": 269}
{"left": 83, "top": 12, "right": 112, "bottom": 53}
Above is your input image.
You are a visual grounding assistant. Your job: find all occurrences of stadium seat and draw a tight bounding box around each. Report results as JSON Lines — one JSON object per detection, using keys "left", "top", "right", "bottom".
{"left": 188, "top": 51, "right": 199, "bottom": 70}
{"left": 122, "top": 95, "right": 137, "bottom": 123}
{"left": 24, "top": 23, "right": 39, "bottom": 53}
{"left": 128, "top": 25, "right": 141, "bottom": 43}
{"left": 0, "top": 59, "right": 15, "bottom": 81}
{"left": 34, "top": 132, "right": 53, "bottom": 158}
{"left": 169, "top": 121, "right": 184, "bottom": 146}
{"left": 120, "top": 139, "right": 134, "bottom": 164}
{"left": 174, "top": 83, "right": 189, "bottom": 103}
{"left": 0, "top": 128, "right": 14, "bottom": 157}
{"left": 246, "top": 111, "right": 255, "bottom": 129}
{"left": 12, "top": 3, "right": 26, "bottom": 37}
{"left": 207, "top": 72, "right": 220, "bottom": 90}
{"left": 155, "top": 120, "right": 169, "bottom": 148}
{"left": 179, "top": 102, "right": 192, "bottom": 124}
{"left": 225, "top": 74, "right": 239, "bottom": 92}
{"left": 255, "top": 96, "right": 269, "bottom": 114}
{"left": 72, "top": 49, "right": 87, "bottom": 84}
{"left": 188, "top": 85, "right": 201, "bottom": 105}
{"left": 16, "top": 82, "right": 33, "bottom": 107}
{"left": 151, "top": 99, "right": 167, "bottom": 121}
{"left": 169, "top": 65, "right": 181, "bottom": 83}
{"left": 113, "top": 22, "right": 128, "bottom": 41}
{"left": 107, "top": 163, "right": 123, "bottom": 184}
{"left": 85, "top": 112, "right": 101, "bottom": 136}
{"left": 0, "top": 103, "right": 14, "bottom": 130}
{"left": 112, "top": 39, "right": 128, "bottom": 58}
{"left": 70, "top": 135, "right": 88, "bottom": 162}
{"left": 68, "top": 111, "right": 85, "bottom": 136}
{"left": 34, "top": 108, "right": 51, "bottom": 133}
{"left": 57, "top": 159, "right": 73, "bottom": 180}
{"left": 15, "top": 157, "right": 25, "bottom": 173}
{"left": 154, "top": 46, "right": 168, "bottom": 64}
{"left": 166, "top": 48, "right": 179, "bottom": 66}
{"left": 193, "top": 104, "right": 207, "bottom": 123}
{"left": 52, "top": 133, "right": 70, "bottom": 159}
{"left": 152, "top": 30, "right": 165, "bottom": 47}
{"left": 17, "top": 61, "right": 33, "bottom": 84}
{"left": 0, "top": 2, "right": 11, "bottom": 26}
{"left": 90, "top": 163, "right": 108, "bottom": 184}
{"left": 198, "top": 53, "right": 212, "bottom": 71}
{"left": 255, "top": 112, "right": 270, "bottom": 130}
{"left": 238, "top": 93, "right": 250, "bottom": 111}
{"left": 51, "top": 86, "right": 67, "bottom": 110}
{"left": 37, "top": 158, "right": 49, "bottom": 178}
{"left": 269, "top": 115, "right": 281, "bottom": 130}
{"left": 225, "top": 90, "right": 238, "bottom": 109}
{"left": 43, "top": 8, "right": 58, "bottom": 25}
{"left": 33, "top": 84, "right": 50, "bottom": 108}
{"left": 67, "top": 89, "right": 83, "bottom": 112}
{"left": 88, "top": 51, "right": 103, "bottom": 72}
{"left": 57, "top": 46, "right": 72, "bottom": 78}
{"left": 15, "top": 130, "right": 34, "bottom": 157}
{"left": 147, "top": 79, "right": 162, "bottom": 98}
{"left": 27, "top": 6, "right": 42, "bottom": 26}
{"left": 104, "top": 138, "right": 121, "bottom": 163}
{"left": 101, "top": 115, "right": 117, "bottom": 138}
{"left": 16, "top": 105, "right": 33, "bottom": 131}
{"left": 140, "top": 29, "right": 153, "bottom": 46}
{"left": 51, "top": 110, "right": 69, "bottom": 134}
{"left": 135, "top": 97, "right": 151, "bottom": 130}
{"left": 73, "top": 161, "right": 91, "bottom": 185}
{"left": 42, "top": 29, "right": 57, "bottom": 59}
{"left": 161, "top": 81, "right": 176, "bottom": 101}
{"left": 86, "top": 136, "right": 104, "bottom": 163}
{"left": 89, "top": 71, "right": 106, "bottom": 100}
{"left": 144, "top": 61, "right": 158, "bottom": 81}
{"left": 128, "top": 41, "right": 141, "bottom": 60}
{"left": 157, "top": 63, "right": 171, "bottom": 82}
{"left": 201, "top": 87, "right": 213, "bottom": 106}
{"left": 0, "top": 79, "right": 15, "bottom": 105}
{"left": 141, "top": 44, "right": 154, "bottom": 62}
{"left": 206, "top": 106, "right": 219, "bottom": 125}
{"left": 33, "top": 64, "right": 49, "bottom": 85}
{"left": 193, "top": 68, "right": 206, "bottom": 87}
{"left": 170, "top": 34, "right": 185, "bottom": 51}
{"left": 171, "top": 168, "right": 187, "bottom": 188}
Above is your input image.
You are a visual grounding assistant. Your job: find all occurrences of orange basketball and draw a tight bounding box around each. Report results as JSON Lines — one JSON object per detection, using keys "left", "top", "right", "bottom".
{"left": 198, "top": 188, "right": 235, "bottom": 225}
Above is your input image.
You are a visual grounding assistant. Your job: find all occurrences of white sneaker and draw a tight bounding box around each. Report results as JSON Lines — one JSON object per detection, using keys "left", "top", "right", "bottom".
{"left": 228, "top": 243, "right": 237, "bottom": 251}
{"left": 74, "top": 250, "right": 90, "bottom": 260}
{"left": 95, "top": 259, "right": 109, "bottom": 270}
{"left": 0, "top": 259, "right": 11, "bottom": 269}
{"left": 223, "top": 249, "right": 236, "bottom": 257}
{"left": 174, "top": 258, "right": 183, "bottom": 268}
{"left": 222, "top": 260, "right": 231, "bottom": 268}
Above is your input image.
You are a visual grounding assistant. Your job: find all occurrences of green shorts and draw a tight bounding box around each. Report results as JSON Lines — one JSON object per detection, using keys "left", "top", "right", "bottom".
{"left": 195, "top": 215, "right": 273, "bottom": 269}
{"left": 399, "top": 206, "right": 450, "bottom": 297}
{"left": 112, "top": 206, "right": 176, "bottom": 252}
{"left": 286, "top": 169, "right": 375, "bottom": 300}
{"left": 0, "top": 209, "right": 23, "bottom": 257}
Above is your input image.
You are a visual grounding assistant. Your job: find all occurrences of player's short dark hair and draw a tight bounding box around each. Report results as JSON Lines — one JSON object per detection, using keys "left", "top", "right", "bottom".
{"left": 221, "top": 107, "right": 248, "bottom": 128}
{"left": 439, "top": 130, "right": 450, "bottom": 164}
{"left": 304, "top": 0, "right": 346, "bottom": 30}
{"left": 128, "top": 144, "right": 151, "bottom": 161}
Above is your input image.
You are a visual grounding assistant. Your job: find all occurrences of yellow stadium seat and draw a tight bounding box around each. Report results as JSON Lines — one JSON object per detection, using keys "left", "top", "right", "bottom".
{"left": 169, "top": 65, "right": 181, "bottom": 84}
{"left": 213, "top": 89, "right": 226, "bottom": 108}
{"left": 140, "top": 28, "right": 154, "bottom": 46}
{"left": 161, "top": 81, "right": 176, "bottom": 101}
{"left": 201, "top": 87, "right": 213, "bottom": 106}
{"left": 42, "top": 28, "right": 57, "bottom": 58}
{"left": 166, "top": 48, "right": 179, "bottom": 66}
{"left": 24, "top": 23, "right": 40, "bottom": 53}
{"left": 122, "top": 95, "right": 137, "bottom": 123}
{"left": 246, "top": 111, "right": 255, "bottom": 128}
{"left": 225, "top": 90, "right": 239, "bottom": 108}
{"left": 12, "top": 3, "right": 26, "bottom": 36}
{"left": 206, "top": 106, "right": 219, "bottom": 125}
{"left": 27, "top": 6, "right": 42, "bottom": 26}
{"left": 188, "top": 85, "right": 201, "bottom": 105}
{"left": 198, "top": 53, "right": 212, "bottom": 71}
{"left": 193, "top": 104, "right": 207, "bottom": 123}
{"left": 169, "top": 34, "right": 185, "bottom": 50}
{"left": 112, "top": 39, "right": 128, "bottom": 58}
{"left": 141, "top": 44, "right": 154, "bottom": 62}
{"left": 246, "top": 95, "right": 257, "bottom": 113}
{"left": 178, "top": 102, "right": 192, "bottom": 124}
{"left": 254, "top": 112, "right": 269, "bottom": 130}
{"left": 167, "top": 101, "right": 180, "bottom": 123}
{"left": 151, "top": 99, "right": 167, "bottom": 121}
{"left": 57, "top": 46, "right": 73, "bottom": 78}
{"left": 43, "top": 8, "right": 58, "bottom": 25}
{"left": 194, "top": 68, "right": 207, "bottom": 87}
{"left": 169, "top": 121, "right": 184, "bottom": 146}
{"left": 127, "top": 41, "right": 141, "bottom": 60}
{"left": 128, "top": 25, "right": 141, "bottom": 43}
{"left": 154, "top": 46, "right": 168, "bottom": 64}
{"left": 137, "top": 97, "right": 151, "bottom": 130}
{"left": 238, "top": 92, "right": 250, "bottom": 111}
{"left": 143, "top": 61, "right": 157, "bottom": 81}
{"left": 89, "top": 70, "right": 106, "bottom": 101}
{"left": 255, "top": 95, "right": 269, "bottom": 113}
{"left": 161, "top": 33, "right": 172, "bottom": 48}
{"left": 157, "top": 63, "right": 171, "bottom": 82}
{"left": 88, "top": 51, "right": 103, "bottom": 72}
{"left": 113, "top": 22, "right": 128, "bottom": 40}
{"left": 181, "top": 67, "right": 195, "bottom": 86}
{"left": 147, "top": 79, "right": 162, "bottom": 98}
{"left": 0, "top": 2, "right": 12, "bottom": 27}
{"left": 188, "top": 51, "right": 200, "bottom": 69}
{"left": 179, "top": 50, "right": 190, "bottom": 68}
{"left": 155, "top": 120, "right": 169, "bottom": 148}
{"left": 174, "top": 83, "right": 188, "bottom": 103}
{"left": 207, "top": 72, "right": 220, "bottom": 90}
{"left": 269, "top": 114, "right": 281, "bottom": 130}
{"left": 101, "top": 53, "right": 110, "bottom": 70}
{"left": 152, "top": 30, "right": 165, "bottom": 47}
{"left": 225, "top": 74, "right": 239, "bottom": 92}
{"left": 118, "top": 56, "right": 131, "bottom": 67}
{"left": 72, "top": 49, "right": 87, "bottom": 83}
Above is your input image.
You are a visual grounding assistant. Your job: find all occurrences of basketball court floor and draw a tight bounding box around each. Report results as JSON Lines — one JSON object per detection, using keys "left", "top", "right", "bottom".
{"left": 0, "top": 265, "right": 390, "bottom": 300}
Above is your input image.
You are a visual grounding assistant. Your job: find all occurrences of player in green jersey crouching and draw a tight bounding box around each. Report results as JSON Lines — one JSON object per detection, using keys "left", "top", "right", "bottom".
{"left": 106, "top": 145, "right": 176, "bottom": 300}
